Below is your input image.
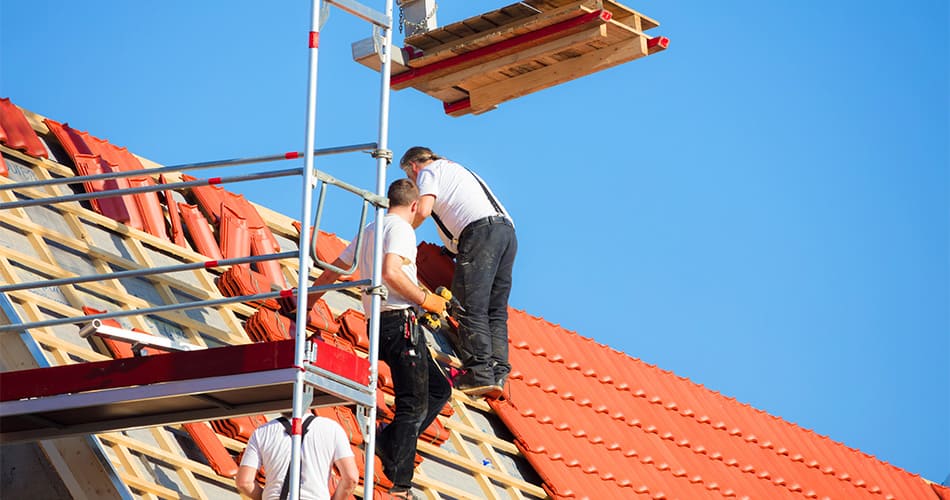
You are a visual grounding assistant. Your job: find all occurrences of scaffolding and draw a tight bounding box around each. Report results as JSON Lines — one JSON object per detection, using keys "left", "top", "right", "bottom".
{"left": 0, "top": 0, "right": 397, "bottom": 498}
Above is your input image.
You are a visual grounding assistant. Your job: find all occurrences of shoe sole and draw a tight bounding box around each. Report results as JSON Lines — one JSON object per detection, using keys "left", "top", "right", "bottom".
{"left": 461, "top": 384, "right": 502, "bottom": 398}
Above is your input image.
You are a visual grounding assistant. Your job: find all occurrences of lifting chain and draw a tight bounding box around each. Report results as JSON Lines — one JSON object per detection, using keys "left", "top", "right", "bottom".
{"left": 398, "top": 0, "right": 438, "bottom": 37}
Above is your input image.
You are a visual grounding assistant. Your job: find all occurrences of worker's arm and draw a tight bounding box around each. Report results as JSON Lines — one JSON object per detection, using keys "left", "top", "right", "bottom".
{"left": 331, "top": 456, "right": 359, "bottom": 500}
{"left": 412, "top": 194, "right": 435, "bottom": 228}
{"left": 382, "top": 252, "right": 426, "bottom": 305}
{"left": 235, "top": 466, "right": 263, "bottom": 500}
{"left": 383, "top": 251, "right": 447, "bottom": 313}
{"left": 279, "top": 257, "right": 349, "bottom": 314}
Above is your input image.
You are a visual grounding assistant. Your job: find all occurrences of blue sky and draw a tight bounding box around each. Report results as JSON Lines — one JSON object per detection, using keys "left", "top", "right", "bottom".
{"left": 3, "top": 0, "right": 947, "bottom": 484}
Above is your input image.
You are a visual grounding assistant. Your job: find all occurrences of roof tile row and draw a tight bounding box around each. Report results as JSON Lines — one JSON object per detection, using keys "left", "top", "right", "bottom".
{"left": 489, "top": 308, "right": 941, "bottom": 499}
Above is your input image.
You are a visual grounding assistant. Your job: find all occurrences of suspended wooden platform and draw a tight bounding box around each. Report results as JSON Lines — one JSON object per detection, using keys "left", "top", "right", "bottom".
{"left": 0, "top": 339, "right": 373, "bottom": 444}
{"left": 353, "top": 0, "right": 668, "bottom": 116}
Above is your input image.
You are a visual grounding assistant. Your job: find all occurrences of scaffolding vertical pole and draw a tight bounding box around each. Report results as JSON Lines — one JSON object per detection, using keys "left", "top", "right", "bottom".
{"left": 289, "top": 0, "right": 324, "bottom": 498}
{"left": 363, "top": 0, "right": 396, "bottom": 497}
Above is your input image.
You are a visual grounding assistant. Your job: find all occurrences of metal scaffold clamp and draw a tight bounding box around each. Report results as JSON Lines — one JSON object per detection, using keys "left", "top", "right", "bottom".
{"left": 365, "top": 284, "right": 389, "bottom": 300}
{"left": 371, "top": 148, "right": 393, "bottom": 164}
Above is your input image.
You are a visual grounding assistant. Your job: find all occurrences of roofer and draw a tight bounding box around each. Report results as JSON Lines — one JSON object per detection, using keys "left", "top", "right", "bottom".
{"left": 399, "top": 147, "right": 517, "bottom": 399}
{"left": 305, "top": 178, "right": 452, "bottom": 499}
{"left": 236, "top": 412, "right": 358, "bottom": 500}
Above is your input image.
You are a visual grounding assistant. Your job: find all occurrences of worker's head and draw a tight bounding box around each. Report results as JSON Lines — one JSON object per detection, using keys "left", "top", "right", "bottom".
{"left": 388, "top": 178, "right": 419, "bottom": 210}
{"left": 400, "top": 146, "right": 440, "bottom": 179}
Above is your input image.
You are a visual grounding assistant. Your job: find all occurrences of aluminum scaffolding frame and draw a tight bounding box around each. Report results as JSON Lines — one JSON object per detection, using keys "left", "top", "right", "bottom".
{"left": 0, "top": 0, "right": 398, "bottom": 497}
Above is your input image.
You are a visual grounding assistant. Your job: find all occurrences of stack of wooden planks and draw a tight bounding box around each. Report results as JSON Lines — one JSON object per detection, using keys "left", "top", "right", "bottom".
{"left": 353, "top": 0, "right": 668, "bottom": 116}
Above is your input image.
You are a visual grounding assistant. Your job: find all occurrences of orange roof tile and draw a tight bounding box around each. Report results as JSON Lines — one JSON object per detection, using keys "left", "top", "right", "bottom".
{"left": 490, "top": 308, "right": 941, "bottom": 500}
{"left": 0, "top": 98, "right": 47, "bottom": 158}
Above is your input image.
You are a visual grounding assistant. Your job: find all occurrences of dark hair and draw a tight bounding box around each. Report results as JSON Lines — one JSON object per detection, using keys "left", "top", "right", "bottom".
{"left": 388, "top": 178, "right": 419, "bottom": 207}
{"left": 399, "top": 146, "right": 442, "bottom": 171}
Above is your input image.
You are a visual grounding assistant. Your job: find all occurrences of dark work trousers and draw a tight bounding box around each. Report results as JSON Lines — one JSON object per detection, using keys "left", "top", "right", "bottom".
{"left": 375, "top": 309, "right": 451, "bottom": 490}
{"left": 452, "top": 217, "right": 517, "bottom": 386}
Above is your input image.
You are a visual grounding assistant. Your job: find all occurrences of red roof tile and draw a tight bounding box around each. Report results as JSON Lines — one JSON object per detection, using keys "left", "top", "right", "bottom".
{"left": 416, "top": 242, "right": 454, "bottom": 290}
{"left": 0, "top": 98, "right": 47, "bottom": 158}
{"left": 490, "top": 308, "right": 941, "bottom": 500}
{"left": 179, "top": 202, "right": 224, "bottom": 260}
{"left": 160, "top": 175, "right": 189, "bottom": 248}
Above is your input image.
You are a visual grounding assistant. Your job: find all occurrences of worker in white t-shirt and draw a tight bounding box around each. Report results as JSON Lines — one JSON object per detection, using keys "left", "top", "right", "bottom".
{"left": 399, "top": 146, "right": 517, "bottom": 399}
{"left": 302, "top": 179, "right": 451, "bottom": 499}
{"left": 236, "top": 413, "right": 358, "bottom": 500}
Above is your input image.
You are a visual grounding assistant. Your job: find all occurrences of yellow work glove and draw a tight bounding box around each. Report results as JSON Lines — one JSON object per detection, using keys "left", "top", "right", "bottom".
{"left": 420, "top": 290, "right": 449, "bottom": 314}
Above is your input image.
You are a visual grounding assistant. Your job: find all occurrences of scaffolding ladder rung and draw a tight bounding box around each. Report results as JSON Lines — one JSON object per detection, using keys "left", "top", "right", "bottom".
{"left": 326, "top": 0, "right": 391, "bottom": 28}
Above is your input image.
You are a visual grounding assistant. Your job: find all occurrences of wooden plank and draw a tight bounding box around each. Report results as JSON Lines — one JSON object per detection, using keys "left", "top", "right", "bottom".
{"left": 392, "top": 9, "right": 612, "bottom": 91}
{"left": 420, "top": 25, "right": 609, "bottom": 93}
{"left": 405, "top": 2, "right": 541, "bottom": 51}
{"left": 405, "top": 0, "right": 602, "bottom": 69}
{"left": 468, "top": 35, "right": 648, "bottom": 113}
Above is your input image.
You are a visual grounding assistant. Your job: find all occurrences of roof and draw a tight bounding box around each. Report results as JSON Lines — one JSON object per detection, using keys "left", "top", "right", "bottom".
{"left": 2, "top": 99, "right": 947, "bottom": 500}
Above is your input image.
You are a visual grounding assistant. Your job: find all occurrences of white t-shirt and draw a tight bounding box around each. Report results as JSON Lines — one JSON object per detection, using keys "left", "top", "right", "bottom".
{"left": 415, "top": 159, "right": 512, "bottom": 253}
{"left": 240, "top": 417, "right": 354, "bottom": 500}
{"left": 339, "top": 214, "right": 418, "bottom": 312}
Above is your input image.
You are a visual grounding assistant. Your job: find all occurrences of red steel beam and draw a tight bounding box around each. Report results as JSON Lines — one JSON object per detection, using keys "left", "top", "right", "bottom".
{"left": 0, "top": 339, "right": 369, "bottom": 402}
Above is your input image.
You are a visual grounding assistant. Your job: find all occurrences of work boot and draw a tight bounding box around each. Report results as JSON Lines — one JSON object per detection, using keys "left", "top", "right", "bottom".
{"left": 388, "top": 487, "right": 421, "bottom": 499}
{"left": 453, "top": 369, "right": 500, "bottom": 398}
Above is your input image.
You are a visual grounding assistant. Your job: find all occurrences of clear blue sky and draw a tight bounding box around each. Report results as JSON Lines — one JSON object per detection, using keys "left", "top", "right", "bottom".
{"left": 3, "top": 0, "right": 947, "bottom": 484}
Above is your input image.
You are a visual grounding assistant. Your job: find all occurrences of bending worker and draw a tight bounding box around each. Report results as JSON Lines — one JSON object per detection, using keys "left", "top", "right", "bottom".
{"left": 400, "top": 146, "right": 517, "bottom": 399}
{"left": 307, "top": 179, "right": 451, "bottom": 499}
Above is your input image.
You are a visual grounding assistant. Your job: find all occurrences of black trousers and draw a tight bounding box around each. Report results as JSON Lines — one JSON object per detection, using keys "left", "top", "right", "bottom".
{"left": 376, "top": 309, "right": 451, "bottom": 490}
{"left": 452, "top": 218, "right": 517, "bottom": 385}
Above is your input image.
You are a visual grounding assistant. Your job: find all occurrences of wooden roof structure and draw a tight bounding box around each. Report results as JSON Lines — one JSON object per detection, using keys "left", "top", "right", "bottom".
{"left": 353, "top": 0, "right": 668, "bottom": 116}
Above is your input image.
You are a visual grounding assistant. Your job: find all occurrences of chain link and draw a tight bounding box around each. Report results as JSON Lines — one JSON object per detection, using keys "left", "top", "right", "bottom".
{"left": 398, "top": 0, "right": 437, "bottom": 36}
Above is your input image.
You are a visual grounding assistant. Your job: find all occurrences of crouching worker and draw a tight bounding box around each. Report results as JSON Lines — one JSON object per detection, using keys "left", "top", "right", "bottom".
{"left": 303, "top": 179, "right": 452, "bottom": 499}
{"left": 236, "top": 412, "right": 358, "bottom": 500}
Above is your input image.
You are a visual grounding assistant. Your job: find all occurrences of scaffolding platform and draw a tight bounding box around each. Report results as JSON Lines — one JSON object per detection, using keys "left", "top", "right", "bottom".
{"left": 0, "top": 339, "right": 372, "bottom": 444}
{"left": 353, "top": 0, "right": 668, "bottom": 116}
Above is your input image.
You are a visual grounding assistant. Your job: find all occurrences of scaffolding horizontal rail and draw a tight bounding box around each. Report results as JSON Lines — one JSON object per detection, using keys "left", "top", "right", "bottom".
{"left": 0, "top": 252, "right": 300, "bottom": 293}
{"left": 0, "top": 280, "right": 370, "bottom": 333}
{"left": 0, "top": 143, "right": 379, "bottom": 191}
{"left": 0, "top": 168, "right": 303, "bottom": 210}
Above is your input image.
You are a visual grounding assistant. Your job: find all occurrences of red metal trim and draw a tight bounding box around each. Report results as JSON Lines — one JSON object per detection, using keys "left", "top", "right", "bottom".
{"left": 0, "top": 339, "right": 369, "bottom": 402}
{"left": 292, "top": 417, "right": 303, "bottom": 435}
{"left": 285, "top": 151, "right": 300, "bottom": 159}
{"left": 208, "top": 177, "right": 222, "bottom": 185}
{"left": 647, "top": 36, "right": 669, "bottom": 49}
{"left": 443, "top": 98, "right": 471, "bottom": 115}
{"left": 309, "top": 31, "right": 319, "bottom": 48}
{"left": 279, "top": 289, "right": 294, "bottom": 298}
{"left": 205, "top": 260, "right": 219, "bottom": 268}
{"left": 394, "top": 10, "right": 611, "bottom": 88}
